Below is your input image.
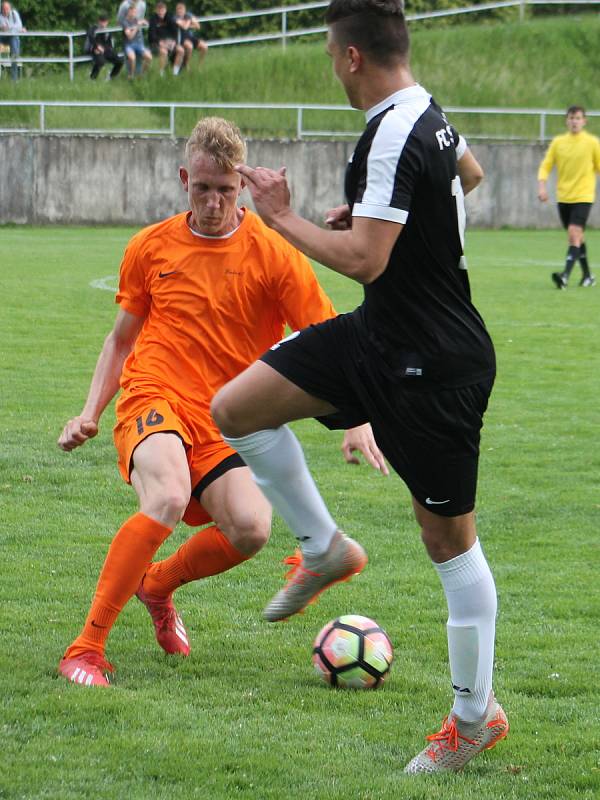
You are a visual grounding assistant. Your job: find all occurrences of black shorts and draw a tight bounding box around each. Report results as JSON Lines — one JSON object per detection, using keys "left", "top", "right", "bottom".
{"left": 191, "top": 452, "right": 245, "bottom": 501}
{"left": 261, "top": 314, "right": 494, "bottom": 517}
{"left": 558, "top": 202, "right": 592, "bottom": 229}
{"left": 180, "top": 31, "right": 198, "bottom": 45}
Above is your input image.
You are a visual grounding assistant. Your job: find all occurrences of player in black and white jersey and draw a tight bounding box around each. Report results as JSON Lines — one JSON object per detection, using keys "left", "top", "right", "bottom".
{"left": 212, "top": 0, "right": 508, "bottom": 773}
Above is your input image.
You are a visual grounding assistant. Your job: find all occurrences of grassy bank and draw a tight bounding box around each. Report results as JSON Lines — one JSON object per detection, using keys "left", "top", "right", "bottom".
{"left": 1, "top": 14, "right": 600, "bottom": 138}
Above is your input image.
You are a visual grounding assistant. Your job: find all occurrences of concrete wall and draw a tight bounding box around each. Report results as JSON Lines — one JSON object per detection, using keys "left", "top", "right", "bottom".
{"left": 0, "top": 133, "right": 594, "bottom": 228}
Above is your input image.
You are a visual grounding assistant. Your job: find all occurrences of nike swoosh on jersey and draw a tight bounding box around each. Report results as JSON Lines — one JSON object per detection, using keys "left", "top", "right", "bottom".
{"left": 158, "top": 270, "right": 178, "bottom": 278}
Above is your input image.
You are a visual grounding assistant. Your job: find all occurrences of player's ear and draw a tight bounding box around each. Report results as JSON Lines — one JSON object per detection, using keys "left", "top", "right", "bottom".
{"left": 179, "top": 166, "right": 189, "bottom": 191}
{"left": 348, "top": 45, "right": 361, "bottom": 73}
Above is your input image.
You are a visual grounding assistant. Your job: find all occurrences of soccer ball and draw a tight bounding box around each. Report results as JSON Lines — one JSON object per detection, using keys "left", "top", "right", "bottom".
{"left": 312, "top": 614, "right": 393, "bottom": 689}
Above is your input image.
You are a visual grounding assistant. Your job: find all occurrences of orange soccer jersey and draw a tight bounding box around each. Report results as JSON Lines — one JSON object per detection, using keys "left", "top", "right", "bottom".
{"left": 113, "top": 209, "right": 336, "bottom": 497}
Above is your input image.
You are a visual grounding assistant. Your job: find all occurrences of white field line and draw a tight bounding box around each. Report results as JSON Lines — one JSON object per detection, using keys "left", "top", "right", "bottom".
{"left": 90, "top": 276, "right": 118, "bottom": 292}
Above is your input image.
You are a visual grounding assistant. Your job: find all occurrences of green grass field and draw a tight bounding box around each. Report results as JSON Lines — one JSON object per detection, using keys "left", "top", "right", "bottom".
{"left": 3, "top": 13, "right": 600, "bottom": 139}
{"left": 1, "top": 226, "right": 599, "bottom": 799}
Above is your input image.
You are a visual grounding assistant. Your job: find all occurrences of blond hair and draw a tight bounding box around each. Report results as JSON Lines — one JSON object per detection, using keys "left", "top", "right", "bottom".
{"left": 185, "top": 117, "right": 247, "bottom": 171}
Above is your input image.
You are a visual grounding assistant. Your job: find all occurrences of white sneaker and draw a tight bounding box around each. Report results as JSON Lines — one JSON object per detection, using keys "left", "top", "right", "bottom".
{"left": 404, "top": 693, "right": 508, "bottom": 774}
{"left": 263, "top": 532, "right": 367, "bottom": 622}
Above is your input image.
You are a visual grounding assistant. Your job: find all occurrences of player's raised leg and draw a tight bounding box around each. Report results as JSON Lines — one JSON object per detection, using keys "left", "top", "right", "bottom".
{"left": 59, "top": 432, "right": 191, "bottom": 685}
{"left": 212, "top": 360, "right": 367, "bottom": 622}
{"left": 404, "top": 502, "right": 508, "bottom": 773}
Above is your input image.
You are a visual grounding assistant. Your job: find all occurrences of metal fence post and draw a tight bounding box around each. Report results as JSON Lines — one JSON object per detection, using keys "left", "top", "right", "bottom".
{"left": 539, "top": 112, "right": 546, "bottom": 143}
{"left": 170, "top": 105, "right": 176, "bottom": 139}
{"left": 297, "top": 107, "right": 302, "bottom": 139}
{"left": 68, "top": 34, "right": 74, "bottom": 81}
{"left": 519, "top": 0, "right": 525, "bottom": 22}
{"left": 282, "top": 10, "right": 287, "bottom": 50}
{"left": 40, "top": 104, "right": 45, "bottom": 133}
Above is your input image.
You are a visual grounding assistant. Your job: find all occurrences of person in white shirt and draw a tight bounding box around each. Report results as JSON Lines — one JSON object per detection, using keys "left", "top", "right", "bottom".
{"left": 117, "top": 0, "right": 147, "bottom": 26}
{"left": 0, "top": 1, "right": 26, "bottom": 81}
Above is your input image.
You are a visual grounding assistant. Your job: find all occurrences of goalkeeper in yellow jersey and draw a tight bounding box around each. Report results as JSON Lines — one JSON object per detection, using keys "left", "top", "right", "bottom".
{"left": 538, "top": 105, "right": 600, "bottom": 289}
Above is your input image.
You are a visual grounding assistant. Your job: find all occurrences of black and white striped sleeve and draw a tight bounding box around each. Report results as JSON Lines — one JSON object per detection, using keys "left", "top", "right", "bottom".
{"left": 352, "top": 107, "right": 425, "bottom": 225}
{"left": 448, "top": 123, "right": 468, "bottom": 160}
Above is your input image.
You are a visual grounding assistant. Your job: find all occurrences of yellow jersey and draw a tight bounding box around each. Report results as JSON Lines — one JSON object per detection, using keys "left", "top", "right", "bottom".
{"left": 538, "top": 130, "right": 600, "bottom": 203}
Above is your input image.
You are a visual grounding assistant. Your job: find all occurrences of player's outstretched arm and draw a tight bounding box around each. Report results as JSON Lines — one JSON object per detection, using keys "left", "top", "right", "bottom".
{"left": 457, "top": 148, "right": 484, "bottom": 196}
{"left": 57, "top": 308, "right": 145, "bottom": 452}
{"left": 341, "top": 423, "right": 389, "bottom": 476}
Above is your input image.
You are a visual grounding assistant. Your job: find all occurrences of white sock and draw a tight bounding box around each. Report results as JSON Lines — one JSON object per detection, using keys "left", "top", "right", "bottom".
{"left": 173, "top": 64, "right": 180, "bottom": 75}
{"left": 224, "top": 427, "right": 337, "bottom": 555}
{"left": 434, "top": 538, "right": 497, "bottom": 722}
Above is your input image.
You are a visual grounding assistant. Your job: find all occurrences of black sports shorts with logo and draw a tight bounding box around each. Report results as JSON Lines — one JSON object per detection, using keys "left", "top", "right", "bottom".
{"left": 558, "top": 202, "right": 593, "bottom": 229}
{"left": 260, "top": 312, "right": 494, "bottom": 518}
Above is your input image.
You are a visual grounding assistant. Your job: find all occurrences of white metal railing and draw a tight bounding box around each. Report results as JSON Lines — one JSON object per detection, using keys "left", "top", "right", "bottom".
{"left": 0, "top": 100, "right": 350, "bottom": 139}
{"left": 1, "top": 99, "right": 598, "bottom": 141}
{"left": 1, "top": 0, "right": 598, "bottom": 81}
{"left": 0, "top": 3, "right": 332, "bottom": 80}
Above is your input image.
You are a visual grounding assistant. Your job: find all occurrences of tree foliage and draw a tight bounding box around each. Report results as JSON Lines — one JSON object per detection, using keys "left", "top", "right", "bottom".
{"left": 12, "top": 0, "right": 531, "bottom": 34}
{"left": 12, "top": 1, "right": 590, "bottom": 49}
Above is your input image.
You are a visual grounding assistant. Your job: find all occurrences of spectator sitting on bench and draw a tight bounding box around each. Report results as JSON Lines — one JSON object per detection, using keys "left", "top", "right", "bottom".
{"left": 85, "top": 12, "right": 124, "bottom": 80}
{"left": 175, "top": 2, "right": 207, "bottom": 71}
{"left": 149, "top": 1, "right": 183, "bottom": 77}
{"left": 117, "top": 0, "right": 146, "bottom": 27}
{"left": 0, "top": 1, "right": 26, "bottom": 81}
{"left": 122, "top": 3, "right": 152, "bottom": 79}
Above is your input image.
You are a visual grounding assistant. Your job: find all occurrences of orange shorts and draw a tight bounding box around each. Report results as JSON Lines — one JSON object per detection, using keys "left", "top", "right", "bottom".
{"left": 113, "top": 393, "right": 243, "bottom": 527}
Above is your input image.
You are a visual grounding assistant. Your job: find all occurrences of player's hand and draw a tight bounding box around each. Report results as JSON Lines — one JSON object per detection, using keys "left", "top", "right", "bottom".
{"left": 341, "top": 423, "right": 389, "bottom": 475}
{"left": 538, "top": 188, "right": 548, "bottom": 202}
{"left": 325, "top": 204, "right": 352, "bottom": 230}
{"left": 58, "top": 417, "right": 99, "bottom": 452}
{"left": 235, "top": 164, "right": 290, "bottom": 227}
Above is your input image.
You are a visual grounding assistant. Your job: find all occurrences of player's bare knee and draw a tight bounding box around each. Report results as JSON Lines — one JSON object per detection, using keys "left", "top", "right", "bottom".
{"left": 210, "top": 391, "right": 244, "bottom": 437}
{"left": 420, "top": 522, "right": 474, "bottom": 563}
{"left": 226, "top": 514, "right": 271, "bottom": 556}
{"left": 240, "top": 517, "right": 271, "bottom": 555}
{"left": 420, "top": 526, "right": 446, "bottom": 562}
{"left": 141, "top": 487, "right": 189, "bottom": 527}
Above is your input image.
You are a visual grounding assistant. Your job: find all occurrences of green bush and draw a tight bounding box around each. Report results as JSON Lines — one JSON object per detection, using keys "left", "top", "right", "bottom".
{"left": 5, "top": 1, "right": 522, "bottom": 35}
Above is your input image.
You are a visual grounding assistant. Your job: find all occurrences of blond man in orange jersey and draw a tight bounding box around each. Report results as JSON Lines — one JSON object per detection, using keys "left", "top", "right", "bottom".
{"left": 57, "top": 117, "right": 386, "bottom": 688}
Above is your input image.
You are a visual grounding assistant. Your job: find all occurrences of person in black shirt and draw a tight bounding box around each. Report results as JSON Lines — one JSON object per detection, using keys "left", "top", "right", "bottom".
{"left": 175, "top": 2, "right": 208, "bottom": 71}
{"left": 85, "top": 12, "right": 124, "bottom": 80}
{"left": 211, "top": 0, "right": 508, "bottom": 775}
{"left": 148, "top": 1, "right": 184, "bottom": 76}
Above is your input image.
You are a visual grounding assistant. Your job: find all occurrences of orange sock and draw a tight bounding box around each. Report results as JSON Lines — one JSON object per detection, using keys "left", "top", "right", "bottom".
{"left": 64, "top": 512, "right": 172, "bottom": 660}
{"left": 142, "top": 525, "right": 250, "bottom": 597}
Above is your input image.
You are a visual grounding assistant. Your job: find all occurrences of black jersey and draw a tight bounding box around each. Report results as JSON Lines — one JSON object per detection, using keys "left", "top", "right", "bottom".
{"left": 346, "top": 84, "right": 495, "bottom": 389}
